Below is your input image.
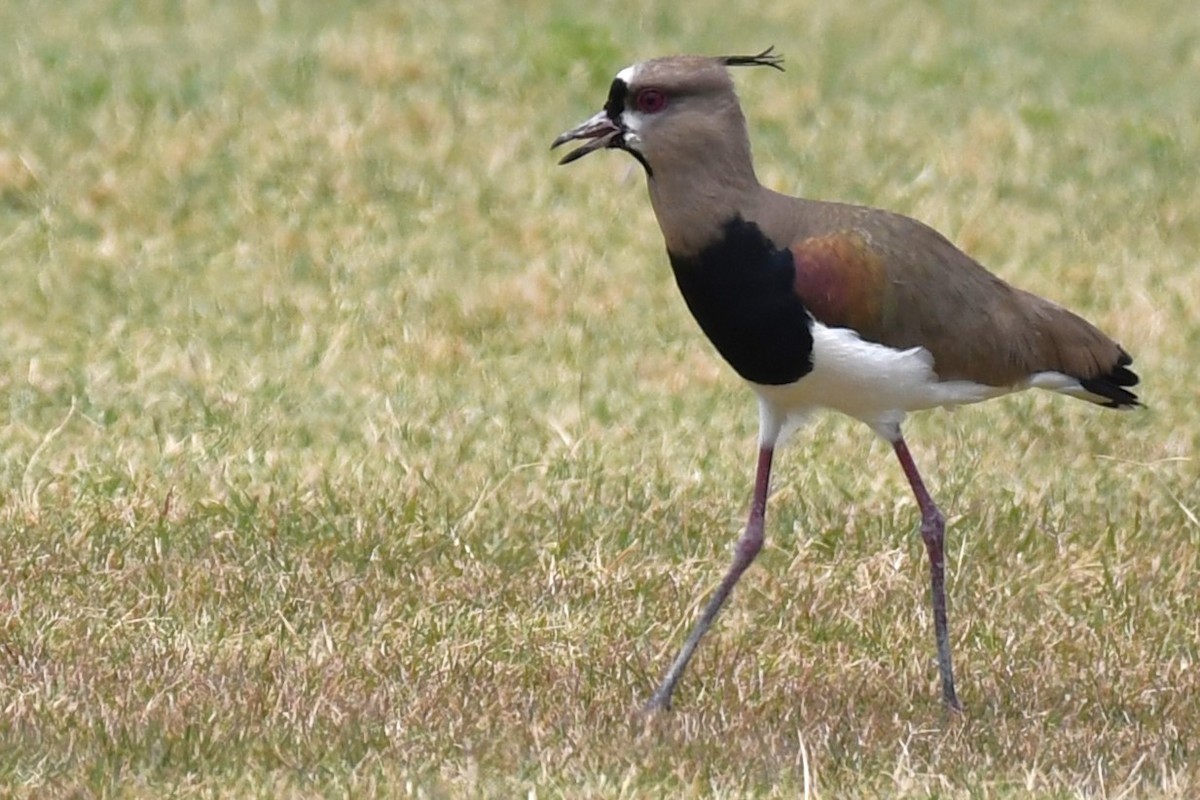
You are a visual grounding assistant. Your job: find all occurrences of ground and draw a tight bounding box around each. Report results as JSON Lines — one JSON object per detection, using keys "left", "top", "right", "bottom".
{"left": 1, "top": 1, "right": 1197, "bottom": 796}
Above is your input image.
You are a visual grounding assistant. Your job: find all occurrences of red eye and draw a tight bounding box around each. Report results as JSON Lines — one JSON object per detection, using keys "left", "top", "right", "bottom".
{"left": 635, "top": 88, "right": 667, "bottom": 114}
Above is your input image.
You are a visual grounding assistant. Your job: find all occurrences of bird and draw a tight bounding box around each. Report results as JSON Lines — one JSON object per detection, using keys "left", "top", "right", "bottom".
{"left": 551, "top": 47, "right": 1140, "bottom": 713}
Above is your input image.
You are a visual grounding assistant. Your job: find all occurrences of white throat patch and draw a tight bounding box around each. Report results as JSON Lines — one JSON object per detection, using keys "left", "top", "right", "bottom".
{"left": 620, "top": 109, "right": 645, "bottom": 149}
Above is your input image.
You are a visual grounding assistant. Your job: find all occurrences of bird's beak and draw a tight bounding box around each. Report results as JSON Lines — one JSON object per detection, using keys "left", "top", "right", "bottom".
{"left": 551, "top": 110, "right": 624, "bottom": 165}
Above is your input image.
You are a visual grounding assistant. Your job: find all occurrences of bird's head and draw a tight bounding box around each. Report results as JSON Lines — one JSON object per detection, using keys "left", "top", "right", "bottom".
{"left": 551, "top": 48, "right": 784, "bottom": 179}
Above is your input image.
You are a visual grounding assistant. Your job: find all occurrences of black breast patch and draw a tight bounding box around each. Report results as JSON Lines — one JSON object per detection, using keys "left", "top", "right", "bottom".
{"left": 668, "top": 217, "right": 814, "bottom": 386}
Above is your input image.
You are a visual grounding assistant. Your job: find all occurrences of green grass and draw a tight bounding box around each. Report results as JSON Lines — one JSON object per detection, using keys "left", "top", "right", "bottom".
{"left": 1, "top": 0, "right": 1197, "bottom": 796}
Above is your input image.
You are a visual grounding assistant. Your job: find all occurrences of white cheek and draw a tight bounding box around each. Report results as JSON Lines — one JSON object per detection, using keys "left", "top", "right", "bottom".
{"left": 620, "top": 110, "right": 645, "bottom": 146}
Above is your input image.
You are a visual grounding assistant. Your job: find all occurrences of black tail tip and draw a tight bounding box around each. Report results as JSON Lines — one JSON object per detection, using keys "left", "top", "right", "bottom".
{"left": 1080, "top": 350, "right": 1141, "bottom": 409}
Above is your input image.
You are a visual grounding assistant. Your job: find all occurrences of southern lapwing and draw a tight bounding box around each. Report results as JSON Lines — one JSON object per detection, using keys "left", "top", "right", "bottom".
{"left": 552, "top": 48, "right": 1140, "bottom": 713}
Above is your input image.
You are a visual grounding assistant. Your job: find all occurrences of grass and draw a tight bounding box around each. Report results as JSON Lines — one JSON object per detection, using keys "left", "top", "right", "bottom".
{"left": 1, "top": 0, "right": 1197, "bottom": 795}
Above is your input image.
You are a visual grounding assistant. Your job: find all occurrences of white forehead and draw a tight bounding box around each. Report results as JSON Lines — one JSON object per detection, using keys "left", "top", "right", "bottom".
{"left": 616, "top": 64, "right": 640, "bottom": 85}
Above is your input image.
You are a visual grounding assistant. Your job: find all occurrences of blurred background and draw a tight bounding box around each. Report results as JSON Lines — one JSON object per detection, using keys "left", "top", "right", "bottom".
{"left": 1, "top": 1, "right": 1196, "bottom": 795}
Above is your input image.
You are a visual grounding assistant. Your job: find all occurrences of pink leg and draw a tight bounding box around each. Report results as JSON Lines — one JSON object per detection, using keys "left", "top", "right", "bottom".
{"left": 893, "top": 436, "right": 962, "bottom": 710}
{"left": 644, "top": 445, "right": 774, "bottom": 712}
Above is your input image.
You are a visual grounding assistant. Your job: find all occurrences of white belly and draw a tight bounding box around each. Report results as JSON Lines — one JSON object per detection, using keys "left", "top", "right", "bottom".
{"left": 751, "top": 321, "right": 1014, "bottom": 441}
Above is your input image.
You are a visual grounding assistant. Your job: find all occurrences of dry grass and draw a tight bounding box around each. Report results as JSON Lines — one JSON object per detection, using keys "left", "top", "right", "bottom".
{"left": 1, "top": 0, "right": 1198, "bottom": 796}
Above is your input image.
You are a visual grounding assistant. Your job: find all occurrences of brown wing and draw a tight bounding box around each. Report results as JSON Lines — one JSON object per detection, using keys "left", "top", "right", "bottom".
{"left": 788, "top": 219, "right": 1138, "bottom": 405}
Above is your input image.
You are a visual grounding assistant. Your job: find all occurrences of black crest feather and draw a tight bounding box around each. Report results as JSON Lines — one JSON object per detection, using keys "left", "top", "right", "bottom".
{"left": 720, "top": 46, "right": 785, "bottom": 72}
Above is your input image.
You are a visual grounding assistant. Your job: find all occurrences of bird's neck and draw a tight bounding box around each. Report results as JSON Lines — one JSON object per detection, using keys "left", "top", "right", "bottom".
{"left": 646, "top": 147, "right": 765, "bottom": 257}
